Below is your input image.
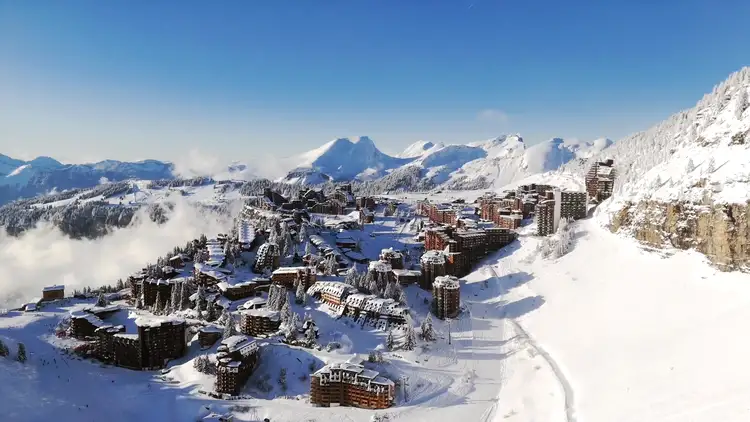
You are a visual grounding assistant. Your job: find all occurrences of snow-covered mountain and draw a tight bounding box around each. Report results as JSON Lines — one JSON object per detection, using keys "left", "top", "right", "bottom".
{"left": 280, "top": 135, "right": 612, "bottom": 189}
{"left": 280, "top": 136, "right": 414, "bottom": 183}
{"left": 403, "top": 135, "right": 613, "bottom": 190}
{"left": 396, "top": 140, "right": 443, "bottom": 158}
{"left": 579, "top": 67, "right": 750, "bottom": 270}
{"left": 0, "top": 155, "right": 176, "bottom": 205}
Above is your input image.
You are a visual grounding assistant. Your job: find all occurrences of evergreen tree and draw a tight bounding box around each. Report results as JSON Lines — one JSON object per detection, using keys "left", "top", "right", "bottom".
{"left": 305, "top": 324, "right": 317, "bottom": 344}
{"left": 404, "top": 325, "right": 417, "bottom": 350}
{"left": 223, "top": 313, "right": 237, "bottom": 339}
{"left": 291, "top": 312, "right": 301, "bottom": 331}
{"left": 384, "top": 282, "right": 397, "bottom": 300}
{"left": 0, "top": 339, "right": 8, "bottom": 357}
{"left": 135, "top": 294, "right": 143, "bottom": 309}
{"left": 115, "top": 278, "right": 125, "bottom": 291}
{"left": 386, "top": 329, "right": 395, "bottom": 351}
{"left": 267, "top": 285, "right": 278, "bottom": 310}
{"left": 170, "top": 283, "right": 180, "bottom": 313}
{"left": 299, "top": 224, "right": 308, "bottom": 244}
{"left": 281, "top": 300, "right": 292, "bottom": 326}
{"left": 153, "top": 291, "right": 163, "bottom": 315}
{"left": 16, "top": 343, "right": 27, "bottom": 363}
{"left": 195, "top": 285, "right": 206, "bottom": 312}
{"left": 295, "top": 280, "right": 306, "bottom": 305}
{"left": 304, "top": 241, "right": 311, "bottom": 256}
{"left": 397, "top": 289, "right": 408, "bottom": 306}
{"left": 685, "top": 158, "right": 695, "bottom": 173}
{"left": 706, "top": 157, "right": 716, "bottom": 174}
{"left": 95, "top": 291, "right": 108, "bottom": 308}
{"left": 420, "top": 314, "right": 435, "bottom": 341}
{"left": 193, "top": 354, "right": 207, "bottom": 372}
{"left": 344, "top": 267, "right": 358, "bottom": 287}
{"left": 206, "top": 300, "right": 218, "bottom": 322}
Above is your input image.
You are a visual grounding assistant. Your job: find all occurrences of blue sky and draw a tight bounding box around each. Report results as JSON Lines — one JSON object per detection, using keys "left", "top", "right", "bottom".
{"left": 1, "top": 0, "right": 749, "bottom": 166}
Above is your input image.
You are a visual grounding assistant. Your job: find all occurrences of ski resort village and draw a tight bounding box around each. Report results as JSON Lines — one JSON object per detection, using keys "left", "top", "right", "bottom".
{"left": 3, "top": 68, "right": 750, "bottom": 422}
{"left": 0, "top": 158, "right": 616, "bottom": 421}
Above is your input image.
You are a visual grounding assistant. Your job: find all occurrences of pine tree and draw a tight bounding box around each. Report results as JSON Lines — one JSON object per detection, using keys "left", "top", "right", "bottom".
{"left": 195, "top": 285, "right": 206, "bottom": 312}
{"left": 384, "top": 282, "right": 397, "bottom": 300}
{"left": 386, "top": 329, "right": 395, "bottom": 351}
{"left": 0, "top": 339, "right": 8, "bottom": 357}
{"left": 706, "top": 157, "right": 716, "bottom": 174}
{"left": 397, "top": 289, "right": 408, "bottom": 306}
{"left": 344, "top": 267, "right": 358, "bottom": 287}
{"left": 170, "top": 283, "right": 180, "bottom": 313}
{"left": 685, "top": 158, "right": 695, "bottom": 173}
{"left": 404, "top": 325, "right": 417, "bottom": 350}
{"left": 281, "top": 300, "right": 292, "bottom": 326}
{"left": 295, "top": 280, "right": 306, "bottom": 305}
{"left": 223, "top": 313, "right": 237, "bottom": 339}
{"left": 304, "top": 241, "right": 311, "bottom": 256}
{"left": 95, "top": 291, "right": 108, "bottom": 308}
{"left": 291, "top": 312, "right": 301, "bottom": 331}
{"left": 193, "top": 354, "right": 207, "bottom": 372}
{"left": 16, "top": 343, "right": 27, "bottom": 363}
{"left": 299, "top": 224, "right": 307, "bottom": 244}
{"left": 420, "top": 314, "right": 435, "bottom": 341}
{"left": 305, "top": 325, "right": 317, "bottom": 344}
{"left": 206, "top": 300, "right": 218, "bottom": 322}
{"left": 153, "top": 291, "right": 163, "bottom": 315}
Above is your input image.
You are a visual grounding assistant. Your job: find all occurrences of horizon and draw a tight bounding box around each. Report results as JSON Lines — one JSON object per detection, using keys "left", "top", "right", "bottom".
{"left": 2, "top": 1, "right": 750, "bottom": 165}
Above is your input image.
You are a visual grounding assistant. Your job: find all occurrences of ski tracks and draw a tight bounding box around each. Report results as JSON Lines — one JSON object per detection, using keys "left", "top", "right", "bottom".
{"left": 488, "top": 264, "right": 578, "bottom": 422}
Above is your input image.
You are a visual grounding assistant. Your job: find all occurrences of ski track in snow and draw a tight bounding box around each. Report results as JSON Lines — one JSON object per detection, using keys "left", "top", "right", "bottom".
{"left": 487, "top": 264, "right": 577, "bottom": 422}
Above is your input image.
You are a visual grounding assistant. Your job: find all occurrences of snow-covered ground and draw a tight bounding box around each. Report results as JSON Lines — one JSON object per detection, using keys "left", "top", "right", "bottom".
{"left": 4, "top": 177, "right": 750, "bottom": 421}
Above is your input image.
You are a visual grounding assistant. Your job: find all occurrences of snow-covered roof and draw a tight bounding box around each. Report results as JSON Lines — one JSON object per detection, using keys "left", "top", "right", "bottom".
{"left": 380, "top": 247, "right": 403, "bottom": 257}
{"left": 420, "top": 250, "right": 446, "bottom": 264}
{"left": 199, "top": 325, "right": 223, "bottom": 333}
{"left": 43, "top": 285, "right": 64, "bottom": 292}
{"left": 242, "top": 308, "right": 280, "bottom": 320}
{"left": 271, "top": 266, "right": 307, "bottom": 275}
{"left": 368, "top": 260, "right": 392, "bottom": 273}
{"left": 238, "top": 219, "right": 255, "bottom": 244}
{"left": 70, "top": 311, "right": 106, "bottom": 327}
{"left": 307, "top": 280, "right": 357, "bottom": 299}
{"left": 219, "top": 335, "right": 258, "bottom": 355}
{"left": 313, "top": 362, "right": 394, "bottom": 387}
{"left": 239, "top": 297, "right": 268, "bottom": 309}
{"left": 134, "top": 315, "right": 185, "bottom": 328}
{"left": 433, "top": 275, "right": 460, "bottom": 289}
{"left": 113, "top": 333, "right": 139, "bottom": 340}
{"left": 391, "top": 269, "right": 421, "bottom": 277}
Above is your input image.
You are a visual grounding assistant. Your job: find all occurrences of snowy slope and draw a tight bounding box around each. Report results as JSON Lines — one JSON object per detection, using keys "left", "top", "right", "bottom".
{"left": 281, "top": 136, "right": 414, "bottom": 183}
{"left": 0, "top": 154, "right": 177, "bottom": 205}
{"left": 441, "top": 135, "right": 612, "bottom": 190}
{"left": 280, "top": 134, "right": 612, "bottom": 190}
{"left": 566, "top": 67, "right": 750, "bottom": 206}
{"left": 396, "top": 140, "right": 444, "bottom": 158}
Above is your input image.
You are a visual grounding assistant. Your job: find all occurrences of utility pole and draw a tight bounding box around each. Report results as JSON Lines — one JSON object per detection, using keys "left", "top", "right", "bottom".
{"left": 447, "top": 318, "right": 452, "bottom": 345}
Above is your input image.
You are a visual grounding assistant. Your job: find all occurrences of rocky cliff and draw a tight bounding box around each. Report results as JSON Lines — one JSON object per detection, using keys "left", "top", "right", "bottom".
{"left": 608, "top": 198, "right": 750, "bottom": 271}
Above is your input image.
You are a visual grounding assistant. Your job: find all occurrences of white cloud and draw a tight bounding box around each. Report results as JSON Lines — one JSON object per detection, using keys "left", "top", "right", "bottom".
{"left": 171, "top": 148, "right": 289, "bottom": 181}
{"left": 477, "top": 109, "right": 510, "bottom": 124}
{"left": 0, "top": 197, "right": 231, "bottom": 308}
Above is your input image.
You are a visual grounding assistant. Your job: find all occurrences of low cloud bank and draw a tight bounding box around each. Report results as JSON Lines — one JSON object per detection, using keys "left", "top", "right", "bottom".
{"left": 171, "top": 148, "right": 289, "bottom": 181}
{"left": 0, "top": 198, "right": 231, "bottom": 309}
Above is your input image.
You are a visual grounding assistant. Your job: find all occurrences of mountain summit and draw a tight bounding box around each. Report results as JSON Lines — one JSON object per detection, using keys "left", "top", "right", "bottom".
{"left": 282, "top": 136, "right": 413, "bottom": 183}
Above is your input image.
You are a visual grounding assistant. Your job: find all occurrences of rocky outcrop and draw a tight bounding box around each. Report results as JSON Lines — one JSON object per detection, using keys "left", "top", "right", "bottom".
{"left": 609, "top": 200, "right": 750, "bottom": 271}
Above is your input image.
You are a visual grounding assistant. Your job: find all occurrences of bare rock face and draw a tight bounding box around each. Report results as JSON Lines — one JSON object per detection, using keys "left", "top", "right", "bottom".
{"left": 610, "top": 199, "right": 750, "bottom": 271}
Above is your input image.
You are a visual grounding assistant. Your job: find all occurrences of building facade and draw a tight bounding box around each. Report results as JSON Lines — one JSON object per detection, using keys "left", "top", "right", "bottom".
{"left": 310, "top": 362, "right": 395, "bottom": 409}
{"left": 215, "top": 335, "right": 260, "bottom": 395}
{"left": 433, "top": 275, "right": 460, "bottom": 319}
{"left": 239, "top": 309, "right": 281, "bottom": 336}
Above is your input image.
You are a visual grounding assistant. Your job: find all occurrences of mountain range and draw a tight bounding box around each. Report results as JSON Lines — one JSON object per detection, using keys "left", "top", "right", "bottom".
{"left": 0, "top": 155, "right": 176, "bottom": 205}
{"left": 279, "top": 134, "right": 614, "bottom": 190}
